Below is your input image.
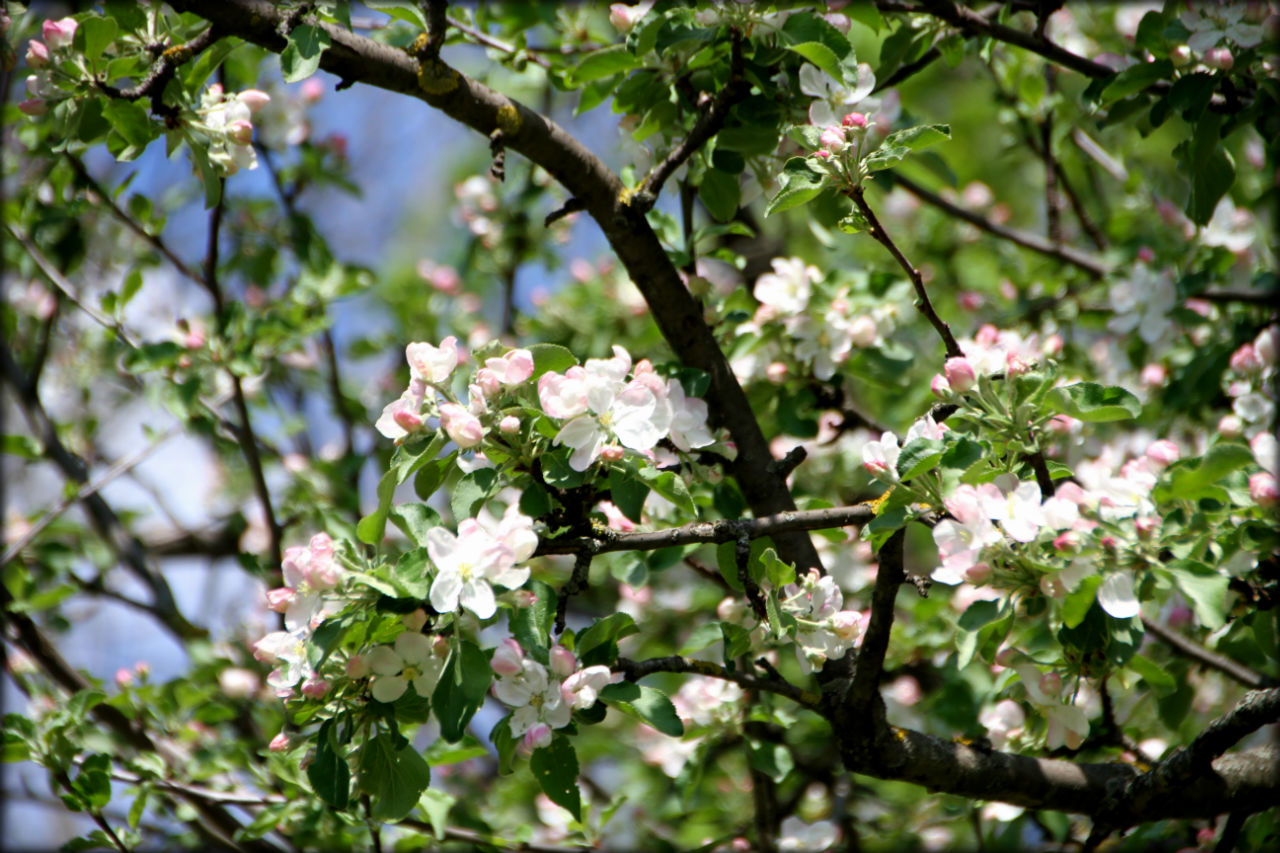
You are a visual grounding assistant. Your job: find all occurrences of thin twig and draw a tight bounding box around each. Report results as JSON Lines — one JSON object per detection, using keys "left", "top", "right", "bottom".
{"left": 615, "top": 655, "right": 820, "bottom": 708}
{"left": 848, "top": 528, "right": 906, "bottom": 710}
{"left": 848, "top": 186, "right": 964, "bottom": 360}
{"left": 1140, "top": 616, "right": 1272, "bottom": 689}
{"left": 890, "top": 172, "right": 1110, "bottom": 277}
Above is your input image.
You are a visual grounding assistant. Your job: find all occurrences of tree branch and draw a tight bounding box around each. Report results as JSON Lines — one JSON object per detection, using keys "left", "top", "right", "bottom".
{"left": 165, "top": 0, "right": 823, "bottom": 575}
{"left": 889, "top": 172, "right": 1110, "bottom": 277}
{"left": 848, "top": 187, "right": 963, "bottom": 360}
{"left": 615, "top": 655, "right": 819, "bottom": 708}
{"left": 534, "top": 504, "right": 874, "bottom": 558}
{"left": 1140, "top": 615, "right": 1273, "bottom": 689}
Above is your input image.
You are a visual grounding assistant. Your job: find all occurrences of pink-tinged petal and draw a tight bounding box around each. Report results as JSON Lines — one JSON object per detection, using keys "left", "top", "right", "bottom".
{"left": 394, "top": 631, "right": 432, "bottom": 665}
{"left": 426, "top": 527, "right": 458, "bottom": 569}
{"left": 366, "top": 646, "right": 403, "bottom": 676}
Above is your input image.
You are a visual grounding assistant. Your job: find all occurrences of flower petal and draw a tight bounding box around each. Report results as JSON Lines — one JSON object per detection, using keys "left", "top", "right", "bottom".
{"left": 1098, "top": 573, "right": 1140, "bottom": 619}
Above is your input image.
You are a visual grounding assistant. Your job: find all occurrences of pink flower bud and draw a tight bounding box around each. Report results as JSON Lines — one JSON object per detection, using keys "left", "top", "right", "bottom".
{"left": 600, "top": 444, "right": 625, "bottom": 462}
{"left": 499, "top": 415, "right": 521, "bottom": 434}
{"left": 237, "top": 89, "right": 271, "bottom": 115}
{"left": 1039, "top": 671, "right": 1062, "bottom": 697}
{"left": 474, "top": 367, "right": 501, "bottom": 398}
{"left": 26, "top": 41, "right": 50, "bottom": 68}
{"left": 1140, "top": 363, "right": 1167, "bottom": 388}
{"left": 1229, "top": 343, "right": 1261, "bottom": 373}
{"left": 522, "top": 722, "right": 553, "bottom": 751}
{"left": 819, "top": 126, "right": 846, "bottom": 153}
{"left": 930, "top": 373, "right": 951, "bottom": 397}
{"left": 1136, "top": 246, "right": 1155, "bottom": 264}
{"left": 814, "top": 149, "right": 831, "bottom": 159}
{"left": 392, "top": 408, "right": 425, "bottom": 433}
{"left": 1170, "top": 45, "right": 1192, "bottom": 66}
{"left": 402, "top": 609, "right": 428, "bottom": 632}
{"left": 1146, "top": 439, "right": 1180, "bottom": 467}
{"left": 301, "top": 78, "right": 325, "bottom": 103}
{"left": 849, "top": 315, "right": 878, "bottom": 347}
{"left": 944, "top": 357, "right": 977, "bottom": 392}
{"left": 226, "top": 119, "right": 254, "bottom": 146}
{"left": 491, "top": 638, "right": 525, "bottom": 676}
{"left": 1249, "top": 472, "right": 1278, "bottom": 507}
{"left": 300, "top": 676, "right": 329, "bottom": 698}
{"left": 1005, "top": 352, "right": 1033, "bottom": 377}
{"left": 42, "top": 17, "right": 77, "bottom": 51}
{"left": 265, "top": 587, "right": 295, "bottom": 613}
{"left": 115, "top": 668, "right": 135, "bottom": 688}
{"left": 269, "top": 732, "right": 290, "bottom": 752}
{"left": 1218, "top": 415, "right": 1244, "bottom": 438}
{"left": 995, "top": 648, "right": 1019, "bottom": 666}
{"left": 439, "top": 402, "right": 483, "bottom": 448}
{"left": 842, "top": 111, "right": 867, "bottom": 128}
{"left": 550, "top": 645, "right": 577, "bottom": 679}
{"left": 765, "top": 362, "right": 788, "bottom": 384}
{"left": 957, "top": 291, "right": 984, "bottom": 311}
{"left": 1204, "top": 47, "right": 1233, "bottom": 70}
{"left": 18, "top": 99, "right": 47, "bottom": 116}
{"left": 1135, "top": 516, "right": 1159, "bottom": 537}
{"left": 964, "top": 562, "right": 992, "bottom": 585}
{"left": 346, "top": 655, "right": 370, "bottom": 679}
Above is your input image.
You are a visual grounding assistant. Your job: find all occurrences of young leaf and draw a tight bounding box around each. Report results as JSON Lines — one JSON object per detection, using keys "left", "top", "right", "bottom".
{"left": 765, "top": 157, "right": 827, "bottom": 216}
{"left": 432, "top": 640, "right": 492, "bottom": 742}
{"left": 530, "top": 735, "right": 581, "bottom": 821}
{"left": 358, "top": 732, "right": 431, "bottom": 821}
{"left": 599, "top": 682, "right": 684, "bottom": 737}
{"left": 1048, "top": 382, "right": 1142, "bottom": 422}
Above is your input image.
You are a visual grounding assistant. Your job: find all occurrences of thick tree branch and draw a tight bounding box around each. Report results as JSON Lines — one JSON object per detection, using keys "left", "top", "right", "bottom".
{"left": 164, "top": 0, "right": 823, "bottom": 574}
{"left": 534, "top": 504, "right": 875, "bottom": 558}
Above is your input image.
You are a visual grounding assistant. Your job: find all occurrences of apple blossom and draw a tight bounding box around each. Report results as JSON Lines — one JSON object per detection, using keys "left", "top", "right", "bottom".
{"left": 1249, "top": 472, "right": 1278, "bottom": 507}
{"left": 269, "top": 732, "right": 290, "bottom": 752}
{"left": 493, "top": 658, "right": 572, "bottom": 741}
{"left": 26, "top": 41, "right": 49, "bottom": 68}
{"left": 367, "top": 632, "right": 446, "bottom": 703}
{"left": 861, "top": 431, "right": 900, "bottom": 481}
{"left": 1097, "top": 572, "right": 1141, "bottom": 618}
{"left": 754, "top": 257, "right": 817, "bottom": 316}
{"left": 42, "top": 17, "right": 77, "bottom": 50}
{"left": 944, "top": 356, "right": 976, "bottom": 392}
{"left": 491, "top": 638, "right": 525, "bottom": 677}
{"left": 439, "top": 402, "right": 483, "bottom": 448}
{"left": 406, "top": 337, "right": 459, "bottom": 385}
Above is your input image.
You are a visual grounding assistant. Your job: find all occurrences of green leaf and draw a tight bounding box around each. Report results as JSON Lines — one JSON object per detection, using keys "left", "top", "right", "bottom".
{"left": 939, "top": 436, "right": 984, "bottom": 473}
{"left": 1048, "top": 382, "right": 1141, "bottom": 422}
{"left": 491, "top": 715, "right": 519, "bottom": 775}
{"left": 281, "top": 24, "right": 332, "bottom": 83}
{"left": 511, "top": 580, "right": 556, "bottom": 662}
{"left": 879, "top": 123, "right": 951, "bottom": 152}
{"left": 699, "top": 168, "right": 740, "bottom": 223}
{"left": 569, "top": 44, "right": 640, "bottom": 84}
{"left": 678, "top": 622, "right": 725, "bottom": 656}
{"left": 356, "top": 469, "right": 397, "bottom": 545}
{"left": 388, "top": 503, "right": 440, "bottom": 547}
{"left": 721, "top": 622, "right": 753, "bottom": 662}
{"left": 528, "top": 344, "right": 578, "bottom": 379}
{"left": 576, "top": 613, "right": 639, "bottom": 667}
{"left": 530, "top": 735, "right": 581, "bottom": 821}
{"left": 1154, "top": 443, "right": 1254, "bottom": 503}
{"left": 1128, "top": 653, "right": 1177, "bottom": 697}
{"left": 67, "top": 689, "right": 107, "bottom": 723}
{"left": 1062, "top": 575, "right": 1102, "bottom": 629}
{"left": 759, "top": 547, "right": 795, "bottom": 588}
{"left": 844, "top": 2, "right": 885, "bottom": 33}
{"left": 450, "top": 468, "right": 498, "bottom": 520}
{"left": 1099, "top": 59, "right": 1172, "bottom": 103}
{"left": 79, "top": 16, "right": 119, "bottom": 64}
{"left": 418, "top": 788, "right": 455, "bottom": 840}
{"left": 638, "top": 468, "right": 695, "bottom": 516}
{"left": 747, "top": 740, "right": 794, "bottom": 783}
{"left": 608, "top": 467, "right": 650, "bottom": 523}
{"left": 1166, "top": 561, "right": 1229, "bottom": 630}
{"left": 541, "top": 448, "right": 588, "bottom": 489}
{"left": 308, "top": 719, "right": 351, "bottom": 810}
{"left": 3, "top": 434, "right": 43, "bottom": 460}
{"left": 896, "top": 437, "right": 945, "bottom": 480}
{"left": 72, "top": 754, "right": 112, "bottom": 810}
{"left": 765, "top": 157, "right": 827, "bottom": 217}
{"left": 392, "top": 431, "right": 448, "bottom": 485}
{"left": 599, "top": 682, "right": 684, "bottom": 737}
{"left": 432, "top": 640, "right": 491, "bottom": 742}
{"left": 1178, "top": 112, "right": 1235, "bottom": 226}
{"left": 358, "top": 732, "right": 431, "bottom": 822}
{"left": 415, "top": 459, "right": 448, "bottom": 503}
{"left": 787, "top": 42, "right": 845, "bottom": 85}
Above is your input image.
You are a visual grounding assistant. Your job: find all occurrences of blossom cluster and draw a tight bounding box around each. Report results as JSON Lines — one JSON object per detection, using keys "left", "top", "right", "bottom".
{"left": 18, "top": 17, "right": 77, "bottom": 116}
{"left": 735, "top": 259, "right": 901, "bottom": 384}
{"left": 426, "top": 505, "right": 537, "bottom": 619}
{"left": 930, "top": 324, "right": 1059, "bottom": 396}
{"left": 778, "top": 569, "right": 864, "bottom": 672}
{"left": 490, "top": 639, "right": 617, "bottom": 750}
{"left": 376, "top": 338, "right": 716, "bottom": 475}
{"left": 1220, "top": 324, "right": 1278, "bottom": 442}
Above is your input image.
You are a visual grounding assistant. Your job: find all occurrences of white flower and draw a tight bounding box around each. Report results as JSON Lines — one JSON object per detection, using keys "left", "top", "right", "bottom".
{"left": 560, "top": 665, "right": 615, "bottom": 709}
{"left": 1180, "top": 3, "right": 1263, "bottom": 52}
{"left": 550, "top": 348, "right": 672, "bottom": 471}
{"left": 406, "top": 337, "right": 459, "bottom": 385}
{"left": 754, "top": 257, "right": 817, "bottom": 316}
{"left": 788, "top": 312, "right": 855, "bottom": 381}
{"left": 979, "top": 699, "right": 1026, "bottom": 750}
{"left": 426, "top": 521, "right": 505, "bottom": 619}
{"left": 367, "top": 632, "right": 445, "bottom": 703}
{"left": 375, "top": 379, "right": 426, "bottom": 440}
{"left": 861, "top": 431, "right": 901, "bottom": 481}
{"left": 1107, "top": 267, "right": 1176, "bottom": 344}
{"left": 252, "top": 629, "right": 313, "bottom": 697}
{"left": 664, "top": 378, "right": 714, "bottom": 452}
{"left": 778, "top": 817, "right": 839, "bottom": 853}
{"left": 493, "top": 659, "right": 572, "bottom": 738}
{"left": 798, "top": 62, "right": 875, "bottom": 129}
{"left": 985, "top": 480, "right": 1045, "bottom": 543}
{"left": 1097, "top": 572, "right": 1140, "bottom": 619}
